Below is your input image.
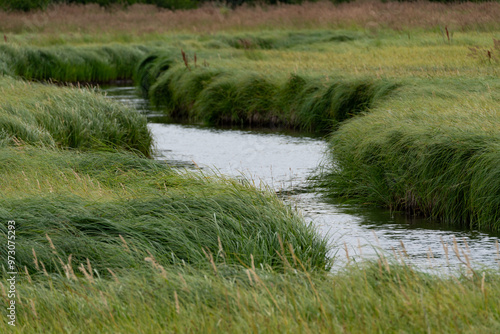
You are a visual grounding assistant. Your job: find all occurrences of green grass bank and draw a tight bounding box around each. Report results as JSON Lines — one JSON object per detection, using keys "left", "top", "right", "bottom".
{"left": 0, "top": 9, "right": 499, "bottom": 331}
{"left": 1, "top": 31, "right": 499, "bottom": 228}
{"left": 0, "top": 147, "right": 331, "bottom": 275}
{"left": 319, "top": 78, "right": 500, "bottom": 231}
{"left": 0, "top": 44, "right": 147, "bottom": 82}
{"left": 0, "top": 74, "right": 329, "bottom": 273}
{"left": 137, "top": 52, "right": 397, "bottom": 132}
{"left": 0, "top": 76, "right": 153, "bottom": 155}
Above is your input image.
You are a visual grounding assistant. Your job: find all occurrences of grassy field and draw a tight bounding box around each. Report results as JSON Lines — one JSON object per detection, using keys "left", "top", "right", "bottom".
{"left": 127, "top": 24, "right": 499, "bottom": 229}
{"left": 2, "top": 256, "right": 500, "bottom": 333}
{"left": 1, "top": 1, "right": 500, "bottom": 332}
{"left": 0, "top": 147, "right": 331, "bottom": 274}
{"left": 1, "top": 2, "right": 499, "bottom": 39}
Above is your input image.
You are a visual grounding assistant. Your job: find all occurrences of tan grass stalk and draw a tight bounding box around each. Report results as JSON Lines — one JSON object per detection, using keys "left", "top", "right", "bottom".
{"left": 1, "top": 2, "right": 500, "bottom": 35}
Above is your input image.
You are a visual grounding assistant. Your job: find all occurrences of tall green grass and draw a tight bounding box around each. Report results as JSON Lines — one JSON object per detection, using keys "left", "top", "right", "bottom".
{"left": 0, "top": 44, "right": 147, "bottom": 82}
{"left": 150, "top": 66, "right": 225, "bottom": 121}
{"left": 0, "top": 147, "right": 331, "bottom": 275}
{"left": 194, "top": 72, "right": 280, "bottom": 127}
{"left": 134, "top": 51, "right": 176, "bottom": 97}
{"left": 139, "top": 53, "right": 397, "bottom": 132}
{"left": 319, "top": 80, "right": 500, "bottom": 230}
{"left": 2, "top": 256, "right": 500, "bottom": 333}
{"left": 0, "top": 76, "right": 153, "bottom": 155}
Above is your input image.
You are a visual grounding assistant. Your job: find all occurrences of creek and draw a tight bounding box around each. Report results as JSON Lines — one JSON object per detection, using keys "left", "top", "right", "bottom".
{"left": 104, "top": 86, "right": 500, "bottom": 272}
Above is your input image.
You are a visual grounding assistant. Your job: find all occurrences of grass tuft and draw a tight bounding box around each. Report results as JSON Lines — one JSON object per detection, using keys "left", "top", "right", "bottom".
{"left": 0, "top": 76, "right": 153, "bottom": 155}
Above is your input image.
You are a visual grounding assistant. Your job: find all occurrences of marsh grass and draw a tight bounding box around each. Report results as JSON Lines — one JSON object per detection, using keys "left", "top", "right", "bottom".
{"left": 1, "top": 251, "right": 499, "bottom": 333}
{"left": 134, "top": 50, "right": 177, "bottom": 96}
{"left": 0, "top": 147, "right": 331, "bottom": 275}
{"left": 0, "top": 76, "right": 153, "bottom": 155}
{"left": 0, "top": 4, "right": 498, "bottom": 332}
{"left": 140, "top": 56, "right": 397, "bottom": 132}
{"left": 318, "top": 79, "right": 500, "bottom": 230}
{"left": 218, "top": 30, "right": 363, "bottom": 51}
{"left": 194, "top": 72, "right": 280, "bottom": 127}
{"left": 1, "top": 2, "right": 500, "bottom": 37}
{"left": 0, "top": 44, "right": 147, "bottom": 82}
{"left": 150, "top": 65, "right": 224, "bottom": 120}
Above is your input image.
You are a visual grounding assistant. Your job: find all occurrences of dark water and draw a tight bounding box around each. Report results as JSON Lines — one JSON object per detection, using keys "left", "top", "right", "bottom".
{"left": 103, "top": 86, "right": 500, "bottom": 272}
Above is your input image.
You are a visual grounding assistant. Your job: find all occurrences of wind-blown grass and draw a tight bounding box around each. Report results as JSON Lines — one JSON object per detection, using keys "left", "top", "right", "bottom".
{"left": 0, "top": 146, "right": 499, "bottom": 333}
{"left": 0, "top": 4, "right": 499, "bottom": 332}
{"left": 1, "top": 255, "right": 500, "bottom": 333}
{"left": 0, "top": 147, "right": 331, "bottom": 275}
{"left": 318, "top": 80, "right": 500, "bottom": 230}
{"left": 0, "top": 76, "right": 153, "bottom": 155}
{"left": 193, "top": 71, "right": 281, "bottom": 127}
{"left": 149, "top": 65, "right": 224, "bottom": 121}
{"left": 134, "top": 50, "right": 176, "bottom": 96}
{"left": 140, "top": 56, "right": 397, "bottom": 132}
{"left": 0, "top": 43, "right": 147, "bottom": 82}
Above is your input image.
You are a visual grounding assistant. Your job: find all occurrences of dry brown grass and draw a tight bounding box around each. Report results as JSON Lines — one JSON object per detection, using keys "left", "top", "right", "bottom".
{"left": 0, "top": 1, "right": 499, "bottom": 35}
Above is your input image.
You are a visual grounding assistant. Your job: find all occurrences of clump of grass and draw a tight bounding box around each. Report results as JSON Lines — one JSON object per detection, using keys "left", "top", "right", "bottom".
{"left": 134, "top": 51, "right": 176, "bottom": 97}
{"left": 319, "top": 81, "right": 500, "bottom": 230}
{"left": 0, "top": 44, "right": 147, "bottom": 82}
{"left": 194, "top": 72, "right": 280, "bottom": 127}
{"left": 0, "top": 146, "right": 331, "bottom": 275}
{"left": 0, "top": 76, "right": 153, "bottom": 155}
{"left": 149, "top": 65, "right": 224, "bottom": 120}
{"left": 292, "top": 78, "right": 397, "bottom": 133}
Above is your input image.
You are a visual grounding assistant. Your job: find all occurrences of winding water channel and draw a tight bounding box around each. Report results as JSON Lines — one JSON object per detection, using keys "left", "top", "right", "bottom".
{"left": 104, "top": 86, "right": 500, "bottom": 272}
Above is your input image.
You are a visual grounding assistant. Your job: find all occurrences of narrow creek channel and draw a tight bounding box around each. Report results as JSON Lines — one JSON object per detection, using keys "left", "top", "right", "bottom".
{"left": 104, "top": 86, "right": 500, "bottom": 272}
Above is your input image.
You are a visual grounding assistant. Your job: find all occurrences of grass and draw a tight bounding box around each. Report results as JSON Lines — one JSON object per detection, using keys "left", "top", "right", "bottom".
{"left": 1, "top": 62, "right": 342, "bottom": 274}
{"left": 0, "top": 3, "right": 498, "bottom": 226}
{"left": 318, "top": 78, "right": 500, "bottom": 230}
{"left": 0, "top": 142, "right": 499, "bottom": 330}
{"left": 1, "top": 145, "right": 499, "bottom": 332}
{"left": 0, "top": 76, "right": 153, "bottom": 155}
{"left": 0, "top": 43, "right": 148, "bottom": 82}
{"left": 0, "top": 5, "right": 498, "bottom": 226}
{"left": 0, "top": 3, "right": 500, "bottom": 331}
{"left": 0, "top": 2, "right": 500, "bottom": 40}
{"left": 0, "top": 146, "right": 331, "bottom": 274}
{"left": 140, "top": 56, "right": 397, "bottom": 132}
{"left": 1, "top": 253, "right": 500, "bottom": 332}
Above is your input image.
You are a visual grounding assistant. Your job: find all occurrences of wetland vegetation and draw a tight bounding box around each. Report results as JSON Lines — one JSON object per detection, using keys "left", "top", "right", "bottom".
{"left": 0, "top": 1, "right": 500, "bottom": 332}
